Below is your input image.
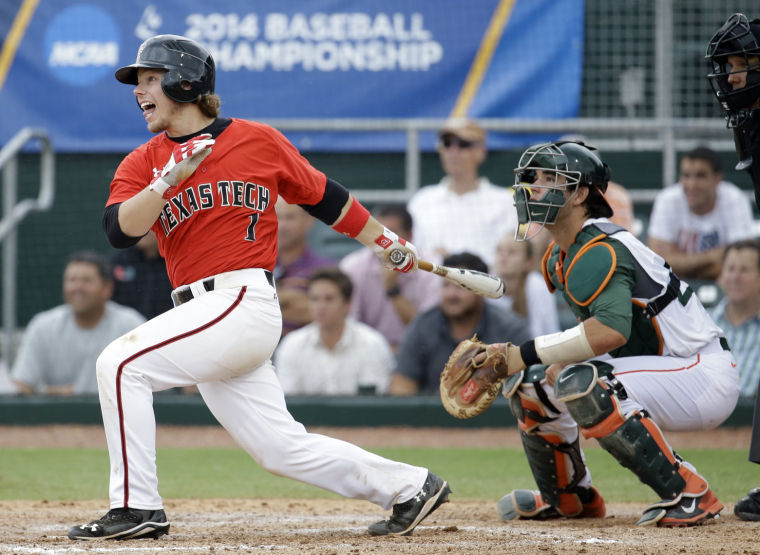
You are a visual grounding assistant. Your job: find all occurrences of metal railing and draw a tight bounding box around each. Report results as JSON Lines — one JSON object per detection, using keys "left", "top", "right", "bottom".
{"left": 259, "top": 117, "right": 734, "bottom": 203}
{"left": 0, "top": 128, "right": 55, "bottom": 362}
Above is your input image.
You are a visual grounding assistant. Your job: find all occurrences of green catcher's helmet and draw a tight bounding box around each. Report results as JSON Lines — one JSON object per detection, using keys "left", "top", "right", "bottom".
{"left": 512, "top": 141, "right": 611, "bottom": 241}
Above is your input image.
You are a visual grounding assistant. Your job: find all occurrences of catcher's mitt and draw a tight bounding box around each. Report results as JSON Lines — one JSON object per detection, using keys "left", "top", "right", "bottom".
{"left": 440, "top": 335, "right": 510, "bottom": 419}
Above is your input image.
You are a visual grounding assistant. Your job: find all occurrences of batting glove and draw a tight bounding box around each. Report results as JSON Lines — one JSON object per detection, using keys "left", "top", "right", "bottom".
{"left": 372, "top": 227, "right": 419, "bottom": 273}
{"left": 149, "top": 133, "right": 215, "bottom": 199}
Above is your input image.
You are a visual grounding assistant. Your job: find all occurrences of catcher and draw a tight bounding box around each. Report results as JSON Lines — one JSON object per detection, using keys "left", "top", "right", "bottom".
{"left": 440, "top": 141, "right": 740, "bottom": 527}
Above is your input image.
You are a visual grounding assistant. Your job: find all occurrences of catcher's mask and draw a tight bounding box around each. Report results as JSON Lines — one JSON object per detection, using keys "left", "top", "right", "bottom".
{"left": 512, "top": 141, "right": 611, "bottom": 241}
{"left": 115, "top": 34, "right": 215, "bottom": 103}
{"left": 706, "top": 13, "right": 760, "bottom": 127}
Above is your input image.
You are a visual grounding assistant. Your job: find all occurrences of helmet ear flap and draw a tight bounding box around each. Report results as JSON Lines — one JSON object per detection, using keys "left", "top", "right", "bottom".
{"left": 599, "top": 162, "right": 611, "bottom": 193}
{"left": 162, "top": 69, "right": 199, "bottom": 103}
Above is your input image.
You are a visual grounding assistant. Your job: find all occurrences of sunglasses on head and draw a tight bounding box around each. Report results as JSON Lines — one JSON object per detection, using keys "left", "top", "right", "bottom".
{"left": 440, "top": 136, "right": 478, "bottom": 149}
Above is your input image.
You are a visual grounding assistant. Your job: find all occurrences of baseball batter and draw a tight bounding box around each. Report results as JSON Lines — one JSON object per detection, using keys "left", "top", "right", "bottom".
{"left": 68, "top": 34, "right": 450, "bottom": 541}
{"left": 481, "top": 141, "right": 739, "bottom": 527}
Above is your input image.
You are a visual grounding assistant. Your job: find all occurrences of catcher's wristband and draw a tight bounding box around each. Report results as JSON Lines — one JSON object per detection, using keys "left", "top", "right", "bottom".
{"left": 332, "top": 196, "right": 370, "bottom": 238}
{"left": 148, "top": 177, "right": 174, "bottom": 200}
{"left": 519, "top": 340, "right": 540, "bottom": 366}
{"left": 521, "top": 324, "right": 595, "bottom": 366}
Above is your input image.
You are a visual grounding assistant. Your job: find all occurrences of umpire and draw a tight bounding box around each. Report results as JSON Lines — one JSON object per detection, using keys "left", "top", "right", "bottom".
{"left": 706, "top": 12, "right": 760, "bottom": 521}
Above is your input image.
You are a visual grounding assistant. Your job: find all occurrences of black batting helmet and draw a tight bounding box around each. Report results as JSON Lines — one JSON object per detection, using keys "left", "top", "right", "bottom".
{"left": 115, "top": 34, "right": 215, "bottom": 103}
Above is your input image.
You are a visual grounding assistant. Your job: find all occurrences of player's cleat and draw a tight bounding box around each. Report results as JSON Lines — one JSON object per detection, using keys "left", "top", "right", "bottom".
{"left": 636, "top": 489, "right": 723, "bottom": 527}
{"left": 497, "top": 487, "right": 606, "bottom": 521}
{"left": 68, "top": 508, "right": 170, "bottom": 540}
{"left": 734, "top": 487, "right": 760, "bottom": 521}
{"left": 368, "top": 472, "right": 451, "bottom": 536}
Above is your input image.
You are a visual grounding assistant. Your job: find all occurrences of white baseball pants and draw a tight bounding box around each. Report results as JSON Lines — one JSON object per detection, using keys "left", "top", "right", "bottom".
{"left": 96, "top": 268, "right": 427, "bottom": 510}
{"left": 516, "top": 340, "right": 740, "bottom": 488}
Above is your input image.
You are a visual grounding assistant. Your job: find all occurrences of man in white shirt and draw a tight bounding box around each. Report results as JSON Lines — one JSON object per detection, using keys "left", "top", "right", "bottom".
{"left": 274, "top": 267, "right": 394, "bottom": 395}
{"left": 12, "top": 251, "right": 146, "bottom": 395}
{"left": 407, "top": 118, "right": 517, "bottom": 269}
{"left": 648, "top": 146, "right": 754, "bottom": 280}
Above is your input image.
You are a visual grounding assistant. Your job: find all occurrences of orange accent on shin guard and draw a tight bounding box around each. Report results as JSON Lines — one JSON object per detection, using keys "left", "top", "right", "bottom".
{"left": 677, "top": 466, "right": 708, "bottom": 497}
{"left": 516, "top": 392, "right": 551, "bottom": 433}
{"left": 639, "top": 416, "right": 678, "bottom": 465}
{"left": 579, "top": 383, "right": 626, "bottom": 440}
{"left": 539, "top": 432, "right": 584, "bottom": 517}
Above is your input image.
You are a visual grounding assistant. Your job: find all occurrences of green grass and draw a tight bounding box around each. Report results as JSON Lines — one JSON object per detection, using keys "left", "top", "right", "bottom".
{"left": 0, "top": 446, "right": 756, "bottom": 503}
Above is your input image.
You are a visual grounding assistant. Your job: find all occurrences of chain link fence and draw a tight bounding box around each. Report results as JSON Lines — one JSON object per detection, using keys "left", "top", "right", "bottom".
{"left": 581, "top": 0, "right": 757, "bottom": 120}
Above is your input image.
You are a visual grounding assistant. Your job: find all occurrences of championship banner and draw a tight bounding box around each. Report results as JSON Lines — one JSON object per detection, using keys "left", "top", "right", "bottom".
{"left": 0, "top": 0, "right": 583, "bottom": 152}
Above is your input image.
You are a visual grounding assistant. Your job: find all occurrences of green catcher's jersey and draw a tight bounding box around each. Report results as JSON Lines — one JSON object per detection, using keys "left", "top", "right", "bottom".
{"left": 541, "top": 219, "right": 723, "bottom": 358}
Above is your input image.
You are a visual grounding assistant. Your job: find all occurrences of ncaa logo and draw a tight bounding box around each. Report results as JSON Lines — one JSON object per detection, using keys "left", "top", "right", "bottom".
{"left": 44, "top": 4, "right": 120, "bottom": 86}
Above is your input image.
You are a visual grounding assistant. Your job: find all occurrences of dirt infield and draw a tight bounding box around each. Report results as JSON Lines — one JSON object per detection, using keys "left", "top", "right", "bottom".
{"left": 0, "top": 498, "right": 757, "bottom": 554}
{"left": 0, "top": 425, "right": 757, "bottom": 553}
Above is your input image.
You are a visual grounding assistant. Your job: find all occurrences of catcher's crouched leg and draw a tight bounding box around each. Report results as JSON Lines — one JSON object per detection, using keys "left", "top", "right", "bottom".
{"left": 555, "top": 361, "right": 722, "bottom": 527}
{"left": 497, "top": 366, "right": 605, "bottom": 522}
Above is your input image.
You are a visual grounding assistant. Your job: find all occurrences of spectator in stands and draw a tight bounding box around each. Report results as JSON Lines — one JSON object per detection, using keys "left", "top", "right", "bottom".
{"left": 390, "top": 252, "right": 530, "bottom": 395}
{"left": 648, "top": 146, "right": 754, "bottom": 280}
{"left": 558, "top": 135, "right": 639, "bottom": 236}
{"left": 274, "top": 267, "right": 394, "bottom": 395}
{"left": 111, "top": 230, "right": 173, "bottom": 319}
{"left": 11, "top": 251, "right": 145, "bottom": 395}
{"left": 340, "top": 203, "right": 440, "bottom": 351}
{"left": 274, "top": 197, "right": 336, "bottom": 336}
{"left": 710, "top": 239, "right": 760, "bottom": 399}
{"left": 603, "top": 181, "right": 639, "bottom": 235}
{"left": 407, "top": 118, "right": 517, "bottom": 268}
{"left": 490, "top": 232, "right": 560, "bottom": 337}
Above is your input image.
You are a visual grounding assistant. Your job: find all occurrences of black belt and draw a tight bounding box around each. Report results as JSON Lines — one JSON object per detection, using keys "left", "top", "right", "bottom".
{"left": 172, "top": 270, "right": 274, "bottom": 306}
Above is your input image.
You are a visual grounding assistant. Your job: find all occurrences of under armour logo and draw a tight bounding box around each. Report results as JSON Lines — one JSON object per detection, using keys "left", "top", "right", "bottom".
{"left": 82, "top": 523, "right": 101, "bottom": 532}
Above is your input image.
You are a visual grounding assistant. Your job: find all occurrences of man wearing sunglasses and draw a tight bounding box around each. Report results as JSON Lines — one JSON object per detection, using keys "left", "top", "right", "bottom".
{"left": 407, "top": 118, "right": 517, "bottom": 269}
{"left": 706, "top": 12, "right": 760, "bottom": 523}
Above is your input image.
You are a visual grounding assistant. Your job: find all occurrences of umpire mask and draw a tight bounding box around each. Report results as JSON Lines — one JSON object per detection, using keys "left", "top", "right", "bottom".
{"left": 706, "top": 13, "right": 760, "bottom": 126}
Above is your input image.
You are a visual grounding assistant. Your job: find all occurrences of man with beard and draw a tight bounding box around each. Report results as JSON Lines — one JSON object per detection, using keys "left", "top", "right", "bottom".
{"left": 390, "top": 252, "right": 529, "bottom": 395}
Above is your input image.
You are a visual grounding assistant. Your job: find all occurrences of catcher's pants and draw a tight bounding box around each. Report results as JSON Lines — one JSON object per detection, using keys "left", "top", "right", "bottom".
{"left": 96, "top": 268, "right": 427, "bottom": 510}
{"left": 520, "top": 342, "right": 739, "bottom": 485}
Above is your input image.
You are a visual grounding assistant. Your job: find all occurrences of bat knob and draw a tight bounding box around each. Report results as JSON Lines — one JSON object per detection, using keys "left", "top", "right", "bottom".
{"left": 389, "top": 248, "right": 406, "bottom": 265}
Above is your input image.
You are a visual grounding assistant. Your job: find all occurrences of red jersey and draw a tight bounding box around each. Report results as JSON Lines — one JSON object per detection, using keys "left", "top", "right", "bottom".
{"left": 108, "top": 118, "right": 327, "bottom": 287}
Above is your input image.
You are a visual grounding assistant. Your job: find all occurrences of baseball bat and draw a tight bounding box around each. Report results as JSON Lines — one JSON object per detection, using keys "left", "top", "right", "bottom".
{"left": 388, "top": 247, "right": 505, "bottom": 298}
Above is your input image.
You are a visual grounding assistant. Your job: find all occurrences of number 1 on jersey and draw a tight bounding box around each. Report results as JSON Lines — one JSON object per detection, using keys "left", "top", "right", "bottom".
{"left": 246, "top": 212, "right": 259, "bottom": 241}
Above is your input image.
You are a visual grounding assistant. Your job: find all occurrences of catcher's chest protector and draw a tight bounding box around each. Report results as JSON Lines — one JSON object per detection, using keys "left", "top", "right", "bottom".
{"left": 542, "top": 225, "right": 615, "bottom": 317}
{"left": 541, "top": 223, "right": 667, "bottom": 357}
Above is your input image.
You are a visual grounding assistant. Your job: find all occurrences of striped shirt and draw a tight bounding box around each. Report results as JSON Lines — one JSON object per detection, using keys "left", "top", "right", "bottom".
{"left": 710, "top": 299, "right": 760, "bottom": 398}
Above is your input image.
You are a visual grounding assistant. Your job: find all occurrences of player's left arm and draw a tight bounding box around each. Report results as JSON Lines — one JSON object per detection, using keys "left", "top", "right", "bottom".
{"left": 482, "top": 245, "right": 634, "bottom": 376}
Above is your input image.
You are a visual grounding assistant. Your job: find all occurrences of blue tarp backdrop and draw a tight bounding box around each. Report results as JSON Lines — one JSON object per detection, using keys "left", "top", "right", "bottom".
{"left": 0, "top": 0, "right": 583, "bottom": 152}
